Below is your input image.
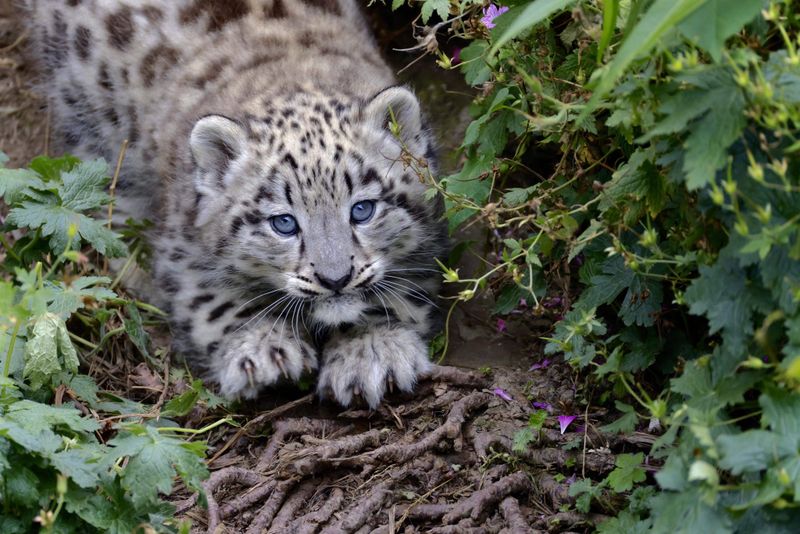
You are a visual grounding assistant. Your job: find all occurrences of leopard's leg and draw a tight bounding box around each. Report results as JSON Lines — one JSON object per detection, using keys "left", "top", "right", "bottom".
{"left": 316, "top": 325, "right": 432, "bottom": 408}
{"left": 167, "top": 281, "right": 317, "bottom": 400}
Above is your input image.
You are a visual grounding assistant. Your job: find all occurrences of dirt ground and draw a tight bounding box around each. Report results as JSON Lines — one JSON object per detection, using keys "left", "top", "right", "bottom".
{"left": 0, "top": 5, "right": 647, "bottom": 533}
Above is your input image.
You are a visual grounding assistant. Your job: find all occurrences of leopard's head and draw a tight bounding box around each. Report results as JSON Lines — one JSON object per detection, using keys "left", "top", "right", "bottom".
{"left": 188, "top": 87, "right": 445, "bottom": 327}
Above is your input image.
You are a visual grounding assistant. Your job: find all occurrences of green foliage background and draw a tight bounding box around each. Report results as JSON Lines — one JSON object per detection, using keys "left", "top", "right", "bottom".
{"left": 405, "top": 0, "right": 800, "bottom": 530}
{"left": 0, "top": 155, "right": 216, "bottom": 533}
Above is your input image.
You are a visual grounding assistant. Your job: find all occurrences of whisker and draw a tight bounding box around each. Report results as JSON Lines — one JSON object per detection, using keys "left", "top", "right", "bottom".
{"left": 234, "top": 294, "right": 292, "bottom": 334}
{"left": 369, "top": 287, "right": 391, "bottom": 326}
{"left": 233, "top": 287, "right": 283, "bottom": 313}
{"left": 381, "top": 277, "right": 439, "bottom": 308}
{"left": 375, "top": 282, "right": 415, "bottom": 318}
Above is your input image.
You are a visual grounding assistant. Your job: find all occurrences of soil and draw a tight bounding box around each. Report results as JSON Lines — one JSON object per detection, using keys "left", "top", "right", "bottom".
{"left": 0, "top": 5, "right": 650, "bottom": 533}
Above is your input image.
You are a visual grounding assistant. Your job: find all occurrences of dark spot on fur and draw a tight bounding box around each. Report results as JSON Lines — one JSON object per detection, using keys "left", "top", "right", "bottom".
{"left": 231, "top": 216, "right": 244, "bottom": 235}
{"left": 244, "top": 211, "right": 262, "bottom": 225}
{"left": 141, "top": 6, "right": 164, "bottom": 22}
{"left": 106, "top": 7, "right": 135, "bottom": 50}
{"left": 98, "top": 63, "right": 113, "bottom": 91}
{"left": 161, "top": 274, "right": 180, "bottom": 294}
{"left": 74, "top": 26, "right": 92, "bottom": 61}
{"left": 255, "top": 185, "right": 273, "bottom": 203}
{"left": 206, "top": 341, "right": 219, "bottom": 355}
{"left": 180, "top": 0, "right": 250, "bottom": 32}
{"left": 362, "top": 168, "right": 380, "bottom": 186}
{"left": 263, "top": 0, "right": 288, "bottom": 18}
{"left": 207, "top": 301, "right": 235, "bottom": 322}
{"left": 140, "top": 45, "right": 180, "bottom": 87}
{"left": 303, "top": 0, "right": 341, "bottom": 15}
{"left": 190, "top": 294, "right": 215, "bottom": 307}
{"left": 127, "top": 105, "right": 140, "bottom": 143}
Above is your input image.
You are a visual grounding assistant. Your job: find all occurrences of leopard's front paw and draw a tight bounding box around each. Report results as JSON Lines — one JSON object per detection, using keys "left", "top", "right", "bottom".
{"left": 317, "top": 327, "right": 432, "bottom": 408}
{"left": 213, "top": 328, "right": 317, "bottom": 400}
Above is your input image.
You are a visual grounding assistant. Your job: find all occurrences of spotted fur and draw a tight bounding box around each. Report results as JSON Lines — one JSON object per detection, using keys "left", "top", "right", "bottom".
{"left": 26, "top": 0, "right": 447, "bottom": 407}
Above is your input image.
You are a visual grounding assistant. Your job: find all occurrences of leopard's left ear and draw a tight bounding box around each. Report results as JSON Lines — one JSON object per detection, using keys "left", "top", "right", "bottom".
{"left": 362, "top": 86, "right": 423, "bottom": 146}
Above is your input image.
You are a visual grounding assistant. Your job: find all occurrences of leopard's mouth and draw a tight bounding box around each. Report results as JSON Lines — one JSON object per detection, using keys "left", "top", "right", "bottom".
{"left": 311, "top": 294, "right": 367, "bottom": 326}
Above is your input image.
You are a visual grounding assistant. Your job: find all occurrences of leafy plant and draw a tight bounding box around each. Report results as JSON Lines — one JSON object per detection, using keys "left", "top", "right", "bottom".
{"left": 393, "top": 0, "right": 800, "bottom": 530}
{"left": 0, "top": 154, "right": 216, "bottom": 532}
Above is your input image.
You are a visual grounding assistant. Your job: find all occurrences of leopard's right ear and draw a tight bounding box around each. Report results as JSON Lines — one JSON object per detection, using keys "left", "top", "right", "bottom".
{"left": 189, "top": 115, "right": 246, "bottom": 225}
{"left": 190, "top": 114, "right": 246, "bottom": 181}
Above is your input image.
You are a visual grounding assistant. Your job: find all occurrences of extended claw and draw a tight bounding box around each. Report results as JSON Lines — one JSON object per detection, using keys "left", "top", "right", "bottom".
{"left": 241, "top": 357, "right": 256, "bottom": 390}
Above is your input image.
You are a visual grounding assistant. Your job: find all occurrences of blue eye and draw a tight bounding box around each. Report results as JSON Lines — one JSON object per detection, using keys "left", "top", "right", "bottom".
{"left": 270, "top": 214, "right": 298, "bottom": 236}
{"left": 351, "top": 200, "right": 375, "bottom": 224}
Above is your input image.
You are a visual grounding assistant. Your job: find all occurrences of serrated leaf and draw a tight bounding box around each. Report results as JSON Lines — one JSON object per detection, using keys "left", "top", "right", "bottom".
{"left": 123, "top": 302, "right": 150, "bottom": 359}
{"left": 678, "top": 0, "right": 762, "bottom": 62}
{"left": 47, "top": 276, "right": 116, "bottom": 319}
{"left": 23, "top": 312, "right": 80, "bottom": 389}
{"left": 59, "top": 159, "right": 111, "bottom": 212}
{"left": 112, "top": 426, "right": 208, "bottom": 506}
{"left": 49, "top": 448, "right": 104, "bottom": 488}
{"left": 718, "top": 430, "right": 793, "bottom": 475}
{"left": 420, "top": 0, "right": 449, "bottom": 23}
{"left": 459, "top": 41, "right": 492, "bottom": 86}
{"left": 7, "top": 202, "right": 126, "bottom": 257}
{"left": 29, "top": 154, "right": 81, "bottom": 181}
{"left": 601, "top": 401, "right": 638, "bottom": 434}
{"left": 607, "top": 452, "right": 646, "bottom": 492}
{"left": 0, "top": 168, "right": 49, "bottom": 205}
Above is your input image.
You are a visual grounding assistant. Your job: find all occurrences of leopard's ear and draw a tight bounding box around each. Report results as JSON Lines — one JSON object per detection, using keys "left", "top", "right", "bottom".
{"left": 190, "top": 114, "right": 246, "bottom": 185}
{"left": 189, "top": 115, "right": 247, "bottom": 225}
{"left": 362, "top": 86, "right": 423, "bottom": 147}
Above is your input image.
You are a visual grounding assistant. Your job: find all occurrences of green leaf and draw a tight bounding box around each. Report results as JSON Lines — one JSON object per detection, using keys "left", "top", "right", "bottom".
{"left": 489, "top": 0, "right": 578, "bottom": 55}
{"left": 49, "top": 448, "right": 104, "bottom": 488}
{"left": 459, "top": 41, "right": 492, "bottom": 87}
{"left": 7, "top": 202, "right": 127, "bottom": 257}
{"left": 162, "top": 379, "right": 204, "bottom": 417}
{"left": 420, "top": 0, "right": 449, "bottom": 23}
{"left": 23, "top": 312, "right": 80, "bottom": 389}
{"left": 59, "top": 159, "right": 111, "bottom": 212}
{"left": 678, "top": 0, "right": 762, "bottom": 61}
{"left": 597, "top": 0, "right": 618, "bottom": 62}
{"left": 47, "top": 276, "right": 117, "bottom": 319}
{"left": 112, "top": 426, "right": 208, "bottom": 506}
{"left": 601, "top": 401, "right": 638, "bottom": 434}
{"left": 718, "top": 430, "right": 794, "bottom": 475}
{"left": 123, "top": 302, "right": 150, "bottom": 359}
{"left": 391, "top": 0, "right": 404, "bottom": 10}
{"left": 579, "top": 0, "right": 706, "bottom": 120}
{"left": 606, "top": 452, "right": 646, "bottom": 492}
{"left": 29, "top": 154, "right": 80, "bottom": 181}
{"left": 0, "top": 168, "right": 49, "bottom": 205}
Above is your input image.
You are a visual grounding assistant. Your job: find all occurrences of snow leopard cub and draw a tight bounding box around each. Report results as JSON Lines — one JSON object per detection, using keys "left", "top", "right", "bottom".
{"left": 27, "top": 0, "right": 447, "bottom": 407}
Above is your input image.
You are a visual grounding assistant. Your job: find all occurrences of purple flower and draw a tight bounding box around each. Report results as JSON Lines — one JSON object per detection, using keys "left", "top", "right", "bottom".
{"left": 492, "top": 387, "right": 513, "bottom": 401}
{"left": 452, "top": 47, "right": 462, "bottom": 65}
{"left": 481, "top": 4, "right": 509, "bottom": 29}
{"left": 496, "top": 318, "right": 507, "bottom": 333}
{"left": 543, "top": 296, "right": 562, "bottom": 309}
{"left": 529, "top": 359, "right": 550, "bottom": 371}
{"left": 558, "top": 415, "right": 577, "bottom": 434}
{"left": 532, "top": 401, "right": 553, "bottom": 413}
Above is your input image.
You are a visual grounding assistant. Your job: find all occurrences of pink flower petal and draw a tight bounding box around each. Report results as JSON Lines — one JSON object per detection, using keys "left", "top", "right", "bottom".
{"left": 532, "top": 401, "right": 553, "bottom": 413}
{"left": 558, "top": 415, "right": 577, "bottom": 434}
{"left": 492, "top": 387, "right": 513, "bottom": 402}
{"left": 496, "top": 318, "right": 507, "bottom": 332}
{"left": 528, "top": 358, "right": 550, "bottom": 371}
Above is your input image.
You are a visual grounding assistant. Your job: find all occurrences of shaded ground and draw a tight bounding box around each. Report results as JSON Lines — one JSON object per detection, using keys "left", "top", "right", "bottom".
{"left": 0, "top": 5, "right": 651, "bottom": 533}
